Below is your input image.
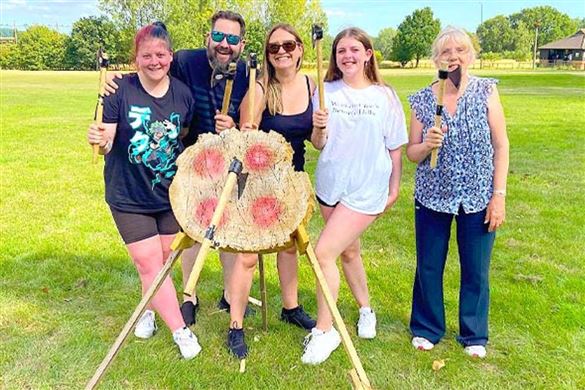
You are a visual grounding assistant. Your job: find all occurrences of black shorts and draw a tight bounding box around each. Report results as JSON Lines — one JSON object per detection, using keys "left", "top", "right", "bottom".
{"left": 109, "top": 207, "right": 180, "bottom": 244}
{"left": 316, "top": 195, "right": 339, "bottom": 208}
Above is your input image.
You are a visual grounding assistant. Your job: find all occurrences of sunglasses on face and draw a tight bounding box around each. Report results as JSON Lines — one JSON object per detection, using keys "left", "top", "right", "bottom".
{"left": 267, "top": 40, "right": 298, "bottom": 55}
{"left": 210, "top": 30, "right": 241, "bottom": 45}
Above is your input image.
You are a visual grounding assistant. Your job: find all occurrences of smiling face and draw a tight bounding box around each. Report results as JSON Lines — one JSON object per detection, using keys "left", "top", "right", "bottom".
{"left": 206, "top": 18, "right": 244, "bottom": 69}
{"left": 437, "top": 38, "right": 471, "bottom": 72}
{"left": 267, "top": 28, "right": 302, "bottom": 72}
{"left": 135, "top": 38, "right": 173, "bottom": 83}
{"left": 334, "top": 36, "right": 372, "bottom": 80}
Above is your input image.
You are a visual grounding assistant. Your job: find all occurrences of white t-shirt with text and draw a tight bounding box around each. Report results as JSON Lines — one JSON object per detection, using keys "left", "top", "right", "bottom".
{"left": 313, "top": 79, "right": 407, "bottom": 214}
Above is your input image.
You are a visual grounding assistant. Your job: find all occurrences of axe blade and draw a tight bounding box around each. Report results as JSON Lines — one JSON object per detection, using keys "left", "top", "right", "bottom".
{"left": 97, "top": 48, "right": 110, "bottom": 69}
{"left": 246, "top": 53, "right": 257, "bottom": 77}
{"left": 228, "top": 158, "right": 248, "bottom": 199}
{"left": 312, "top": 24, "right": 323, "bottom": 48}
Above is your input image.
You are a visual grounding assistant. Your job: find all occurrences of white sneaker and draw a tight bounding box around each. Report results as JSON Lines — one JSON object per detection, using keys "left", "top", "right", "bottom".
{"left": 357, "top": 307, "right": 376, "bottom": 339}
{"left": 301, "top": 327, "right": 341, "bottom": 365}
{"left": 464, "top": 345, "right": 487, "bottom": 358}
{"left": 412, "top": 336, "right": 434, "bottom": 351}
{"left": 134, "top": 310, "right": 157, "bottom": 339}
{"left": 173, "top": 327, "right": 202, "bottom": 360}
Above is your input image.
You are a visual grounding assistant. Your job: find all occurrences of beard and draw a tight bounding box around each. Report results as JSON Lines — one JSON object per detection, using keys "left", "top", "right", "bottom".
{"left": 207, "top": 45, "right": 241, "bottom": 73}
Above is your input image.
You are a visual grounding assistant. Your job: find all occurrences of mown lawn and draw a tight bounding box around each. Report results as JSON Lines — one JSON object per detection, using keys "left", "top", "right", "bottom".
{"left": 1, "top": 70, "right": 584, "bottom": 389}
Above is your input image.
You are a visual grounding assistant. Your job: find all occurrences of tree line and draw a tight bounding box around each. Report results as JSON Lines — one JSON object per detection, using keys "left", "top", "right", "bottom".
{"left": 1, "top": 2, "right": 583, "bottom": 70}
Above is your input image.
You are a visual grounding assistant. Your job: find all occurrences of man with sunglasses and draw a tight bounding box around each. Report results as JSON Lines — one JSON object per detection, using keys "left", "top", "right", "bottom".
{"left": 168, "top": 10, "right": 254, "bottom": 330}
{"left": 104, "top": 10, "right": 252, "bottom": 336}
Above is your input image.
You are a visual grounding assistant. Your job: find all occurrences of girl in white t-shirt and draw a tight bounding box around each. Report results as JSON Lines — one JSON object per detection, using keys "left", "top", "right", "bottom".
{"left": 301, "top": 27, "right": 408, "bottom": 365}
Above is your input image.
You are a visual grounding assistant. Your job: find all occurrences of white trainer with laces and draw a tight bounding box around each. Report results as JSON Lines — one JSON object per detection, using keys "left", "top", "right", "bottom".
{"left": 134, "top": 310, "right": 157, "bottom": 339}
{"left": 301, "top": 327, "right": 341, "bottom": 365}
{"left": 412, "top": 336, "right": 434, "bottom": 351}
{"left": 173, "top": 327, "right": 202, "bottom": 360}
{"left": 357, "top": 307, "right": 376, "bottom": 339}
{"left": 464, "top": 345, "right": 487, "bottom": 358}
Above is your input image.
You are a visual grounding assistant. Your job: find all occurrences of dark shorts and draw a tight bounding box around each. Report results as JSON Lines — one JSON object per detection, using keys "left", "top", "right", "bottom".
{"left": 316, "top": 195, "right": 339, "bottom": 208}
{"left": 109, "top": 207, "right": 180, "bottom": 244}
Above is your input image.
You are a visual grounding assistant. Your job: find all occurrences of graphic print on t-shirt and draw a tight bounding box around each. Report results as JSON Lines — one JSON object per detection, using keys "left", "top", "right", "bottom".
{"left": 330, "top": 100, "right": 379, "bottom": 117}
{"left": 127, "top": 105, "right": 182, "bottom": 189}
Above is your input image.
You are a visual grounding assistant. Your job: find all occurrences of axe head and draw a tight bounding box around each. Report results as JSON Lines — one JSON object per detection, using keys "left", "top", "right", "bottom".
{"left": 226, "top": 62, "right": 237, "bottom": 81}
{"left": 246, "top": 53, "right": 257, "bottom": 77}
{"left": 228, "top": 158, "right": 248, "bottom": 199}
{"left": 437, "top": 61, "right": 449, "bottom": 80}
{"left": 97, "top": 48, "right": 110, "bottom": 69}
{"left": 312, "top": 25, "right": 323, "bottom": 48}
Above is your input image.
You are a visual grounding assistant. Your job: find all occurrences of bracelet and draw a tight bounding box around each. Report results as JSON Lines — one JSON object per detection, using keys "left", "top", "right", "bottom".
{"left": 493, "top": 189, "right": 506, "bottom": 197}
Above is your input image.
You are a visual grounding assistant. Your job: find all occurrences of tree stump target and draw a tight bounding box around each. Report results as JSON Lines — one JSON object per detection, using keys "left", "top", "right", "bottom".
{"left": 169, "top": 128, "right": 314, "bottom": 253}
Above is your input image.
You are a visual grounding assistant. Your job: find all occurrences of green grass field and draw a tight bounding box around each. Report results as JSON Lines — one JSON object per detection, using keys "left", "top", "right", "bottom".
{"left": 1, "top": 70, "right": 584, "bottom": 389}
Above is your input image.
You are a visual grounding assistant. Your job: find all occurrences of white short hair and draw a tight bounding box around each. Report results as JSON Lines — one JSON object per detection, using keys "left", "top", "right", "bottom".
{"left": 431, "top": 26, "right": 476, "bottom": 66}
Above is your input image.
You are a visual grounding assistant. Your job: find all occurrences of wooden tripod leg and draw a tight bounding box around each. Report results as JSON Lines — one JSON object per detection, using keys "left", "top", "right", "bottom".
{"left": 258, "top": 253, "right": 268, "bottom": 331}
{"left": 86, "top": 248, "right": 184, "bottom": 390}
{"left": 303, "top": 241, "right": 372, "bottom": 389}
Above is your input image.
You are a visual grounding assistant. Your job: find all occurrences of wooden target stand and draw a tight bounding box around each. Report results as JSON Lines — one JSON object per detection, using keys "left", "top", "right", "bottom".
{"left": 87, "top": 131, "right": 372, "bottom": 390}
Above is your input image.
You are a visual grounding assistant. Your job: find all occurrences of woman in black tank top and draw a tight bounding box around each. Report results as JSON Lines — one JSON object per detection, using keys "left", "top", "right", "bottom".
{"left": 227, "top": 24, "right": 317, "bottom": 358}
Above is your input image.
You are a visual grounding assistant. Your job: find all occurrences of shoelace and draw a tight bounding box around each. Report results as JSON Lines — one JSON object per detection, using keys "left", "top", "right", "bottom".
{"left": 302, "top": 332, "right": 314, "bottom": 350}
{"left": 360, "top": 313, "right": 373, "bottom": 326}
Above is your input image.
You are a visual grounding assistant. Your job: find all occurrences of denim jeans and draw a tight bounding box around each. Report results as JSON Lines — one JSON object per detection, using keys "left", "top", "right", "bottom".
{"left": 410, "top": 200, "right": 495, "bottom": 346}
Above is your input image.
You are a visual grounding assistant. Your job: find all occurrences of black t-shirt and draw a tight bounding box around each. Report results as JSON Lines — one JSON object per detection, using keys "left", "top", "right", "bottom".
{"left": 170, "top": 48, "right": 249, "bottom": 146}
{"left": 102, "top": 74, "right": 194, "bottom": 213}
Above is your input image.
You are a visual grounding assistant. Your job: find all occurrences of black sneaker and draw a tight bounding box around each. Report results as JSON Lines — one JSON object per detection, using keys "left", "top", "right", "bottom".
{"left": 227, "top": 328, "right": 248, "bottom": 359}
{"left": 217, "top": 291, "right": 256, "bottom": 317}
{"left": 281, "top": 305, "right": 316, "bottom": 331}
{"left": 181, "top": 300, "right": 199, "bottom": 326}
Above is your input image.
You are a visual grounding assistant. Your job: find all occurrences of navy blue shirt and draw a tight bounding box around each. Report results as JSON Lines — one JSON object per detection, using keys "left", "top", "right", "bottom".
{"left": 171, "top": 48, "right": 249, "bottom": 146}
{"left": 259, "top": 76, "right": 313, "bottom": 171}
{"left": 102, "top": 74, "right": 194, "bottom": 213}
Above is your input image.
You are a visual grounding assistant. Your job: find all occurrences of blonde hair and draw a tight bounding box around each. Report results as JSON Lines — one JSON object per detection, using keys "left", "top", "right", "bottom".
{"left": 325, "top": 27, "right": 384, "bottom": 85}
{"left": 262, "top": 24, "right": 304, "bottom": 115}
{"left": 431, "top": 26, "right": 476, "bottom": 66}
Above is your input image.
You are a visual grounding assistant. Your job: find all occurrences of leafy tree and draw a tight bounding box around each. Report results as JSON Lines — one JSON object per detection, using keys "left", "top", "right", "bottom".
{"left": 98, "top": 0, "right": 328, "bottom": 63}
{"left": 14, "top": 25, "right": 66, "bottom": 70}
{"left": 99, "top": 0, "right": 167, "bottom": 61}
{"left": 477, "top": 15, "right": 516, "bottom": 53}
{"left": 374, "top": 27, "right": 396, "bottom": 60}
{"left": 0, "top": 43, "right": 18, "bottom": 69}
{"left": 391, "top": 7, "right": 440, "bottom": 67}
{"left": 510, "top": 6, "right": 578, "bottom": 46}
{"left": 575, "top": 17, "right": 585, "bottom": 29}
{"left": 64, "top": 16, "right": 121, "bottom": 70}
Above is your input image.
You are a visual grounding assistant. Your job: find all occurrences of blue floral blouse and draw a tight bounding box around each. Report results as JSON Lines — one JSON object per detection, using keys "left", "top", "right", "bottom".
{"left": 408, "top": 76, "right": 498, "bottom": 215}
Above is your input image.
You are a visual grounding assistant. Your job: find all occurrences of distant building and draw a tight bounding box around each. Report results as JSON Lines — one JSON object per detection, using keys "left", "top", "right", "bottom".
{"left": 538, "top": 29, "right": 585, "bottom": 69}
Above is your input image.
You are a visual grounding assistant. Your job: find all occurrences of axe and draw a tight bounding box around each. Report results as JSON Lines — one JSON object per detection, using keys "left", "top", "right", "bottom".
{"left": 92, "top": 48, "right": 109, "bottom": 164}
{"left": 246, "top": 53, "right": 258, "bottom": 126}
{"left": 221, "top": 62, "right": 238, "bottom": 115}
{"left": 430, "top": 61, "right": 449, "bottom": 169}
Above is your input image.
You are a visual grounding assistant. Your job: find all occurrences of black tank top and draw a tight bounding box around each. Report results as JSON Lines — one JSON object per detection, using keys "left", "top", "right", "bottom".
{"left": 259, "top": 75, "right": 313, "bottom": 172}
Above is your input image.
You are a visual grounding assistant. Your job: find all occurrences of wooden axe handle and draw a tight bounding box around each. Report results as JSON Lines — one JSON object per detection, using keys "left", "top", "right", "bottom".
{"left": 92, "top": 65, "right": 108, "bottom": 164}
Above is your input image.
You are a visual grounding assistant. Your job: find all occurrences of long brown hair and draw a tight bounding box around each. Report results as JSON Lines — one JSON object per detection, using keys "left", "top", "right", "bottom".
{"left": 325, "top": 27, "right": 384, "bottom": 85}
{"left": 262, "top": 23, "right": 304, "bottom": 115}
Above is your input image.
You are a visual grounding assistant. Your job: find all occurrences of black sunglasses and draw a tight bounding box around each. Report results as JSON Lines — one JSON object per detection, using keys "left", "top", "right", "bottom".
{"left": 267, "top": 40, "right": 299, "bottom": 55}
{"left": 210, "top": 30, "right": 241, "bottom": 45}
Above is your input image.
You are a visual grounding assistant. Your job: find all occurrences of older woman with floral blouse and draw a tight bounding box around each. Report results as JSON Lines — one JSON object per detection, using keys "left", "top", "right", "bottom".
{"left": 406, "top": 26, "right": 509, "bottom": 359}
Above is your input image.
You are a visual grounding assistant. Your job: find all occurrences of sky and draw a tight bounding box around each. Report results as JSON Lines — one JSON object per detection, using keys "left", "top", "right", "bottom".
{"left": 1, "top": 0, "right": 584, "bottom": 36}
